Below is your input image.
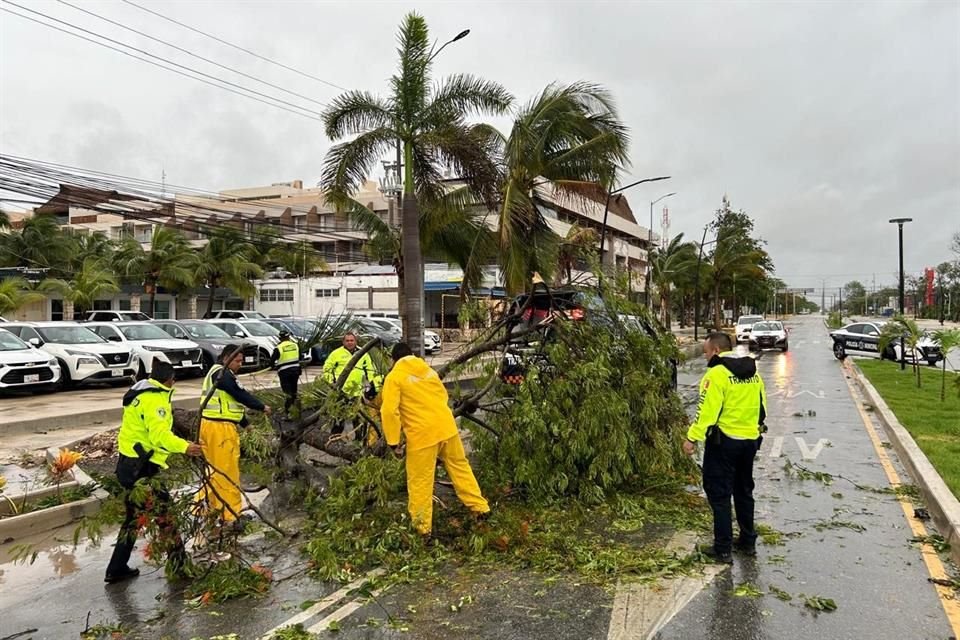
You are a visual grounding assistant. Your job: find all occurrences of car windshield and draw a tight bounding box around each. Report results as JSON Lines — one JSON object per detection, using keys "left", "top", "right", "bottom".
{"left": 241, "top": 321, "right": 279, "bottom": 337}
{"left": 738, "top": 316, "right": 764, "bottom": 326}
{"left": 118, "top": 324, "right": 176, "bottom": 341}
{"left": 37, "top": 325, "right": 106, "bottom": 344}
{"left": 185, "top": 323, "right": 231, "bottom": 339}
{"left": 752, "top": 322, "right": 782, "bottom": 332}
{"left": 121, "top": 312, "right": 151, "bottom": 321}
{"left": 0, "top": 330, "right": 29, "bottom": 351}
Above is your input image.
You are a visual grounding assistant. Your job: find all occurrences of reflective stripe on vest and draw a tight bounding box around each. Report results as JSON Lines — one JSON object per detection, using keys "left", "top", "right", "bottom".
{"left": 201, "top": 364, "right": 245, "bottom": 422}
{"left": 277, "top": 340, "right": 300, "bottom": 369}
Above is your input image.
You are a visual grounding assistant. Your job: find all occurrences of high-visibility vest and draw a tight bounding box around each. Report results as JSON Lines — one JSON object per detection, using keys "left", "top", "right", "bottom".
{"left": 276, "top": 339, "right": 300, "bottom": 371}
{"left": 201, "top": 364, "right": 245, "bottom": 423}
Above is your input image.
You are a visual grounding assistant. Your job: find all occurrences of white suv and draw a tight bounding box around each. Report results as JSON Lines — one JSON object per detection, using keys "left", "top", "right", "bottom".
{"left": 2, "top": 322, "right": 137, "bottom": 388}
{"left": 86, "top": 322, "right": 204, "bottom": 379}
{"left": 0, "top": 329, "right": 61, "bottom": 392}
{"left": 204, "top": 310, "right": 267, "bottom": 320}
{"left": 84, "top": 310, "right": 153, "bottom": 322}
{"left": 206, "top": 319, "right": 280, "bottom": 363}
{"left": 735, "top": 315, "right": 766, "bottom": 344}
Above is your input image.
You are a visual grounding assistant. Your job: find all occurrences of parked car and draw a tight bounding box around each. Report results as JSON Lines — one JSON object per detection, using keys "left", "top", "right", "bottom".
{"left": 1, "top": 322, "right": 137, "bottom": 388}
{"left": 151, "top": 320, "right": 260, "bottom": 373}
{"left": 829, "top": 321, "right": 943, "bottom": 365}
{"left": 0, "top": 328, "right": 61, "bottom": 393}
{"left": 371, "top": 317, "right": 442, "bottom": 353}
{"left": 84, "top": 310, "right": 153, "bottom": 322}
{"left": 748, "top": 320, "right": 789, "bottom": 352}
{"left": 204, "top": 310, "right": 267, "bottom": 320}
{"left": 0, "top": 316, "right": 8, "bottom": 322}
{"left": 86, "top": 322, "right": 204, "bottom": 379}
{"left": 735, "top": 315, "right": 766, "bottom": 343}
{"left": 260, "top": 317, "right": 326, "bottom": 365}
{"left": 356, "top": 317, "right": 401, "bottom": 348}
{"left": 504, "top": 288, "right": 678, "bottom": 389}
{"left": 206, "top": 318, "right": 281, "bottom": 363}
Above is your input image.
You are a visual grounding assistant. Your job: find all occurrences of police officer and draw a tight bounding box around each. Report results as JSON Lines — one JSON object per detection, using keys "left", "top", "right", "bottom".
{"left": 197, "top": 345, "right": 271, "bottom": 527}
{"left": 270, "top": 329, "right": 301, "bottom": 414}
{"left": 105, "top": 360, "right": 203, "bottom": 584}
{"left": 683, "top": 332, "right": 767, "bottom": 563}
{"left": 322, "top": 332, "right": 378, "bottom": 436}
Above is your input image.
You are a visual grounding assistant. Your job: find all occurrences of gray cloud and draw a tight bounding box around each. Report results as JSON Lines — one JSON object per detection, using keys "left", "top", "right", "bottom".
{"left": 2, "top": 0, "right": 957, "bottom": 292}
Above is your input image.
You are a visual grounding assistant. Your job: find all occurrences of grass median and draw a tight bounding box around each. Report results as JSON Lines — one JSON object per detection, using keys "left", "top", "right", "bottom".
{"left": 857, "top": 359, "right": 960, "bottom": 498}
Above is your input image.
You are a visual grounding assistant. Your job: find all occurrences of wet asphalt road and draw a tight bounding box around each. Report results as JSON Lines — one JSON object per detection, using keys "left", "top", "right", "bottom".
{"left": 656, "top": 315, "right": 955, "bottom": 640}
{"left": 1, "top": 316, "right": 955, "bottom": 640}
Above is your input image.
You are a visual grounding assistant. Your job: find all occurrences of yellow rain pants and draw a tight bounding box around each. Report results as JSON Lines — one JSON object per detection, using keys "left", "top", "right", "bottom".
{"left": 405, "top": 433, "right": 489, "bottom": 535}
{"left": 197, "top": 417, "right": 242, "bottom": 522}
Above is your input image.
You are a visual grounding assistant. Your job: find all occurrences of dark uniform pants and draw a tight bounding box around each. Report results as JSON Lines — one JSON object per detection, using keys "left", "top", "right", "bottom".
{"left": 105, "top": 455, "right": 184, "bottom": 578}
{"left": 278, "top": 367, "right": 300, "bottom": 413}
{"left": 702, "top": 430, "right": 760, "bottom": 553}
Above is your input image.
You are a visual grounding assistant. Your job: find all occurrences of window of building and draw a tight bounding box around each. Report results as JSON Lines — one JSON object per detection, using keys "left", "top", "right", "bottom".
{"left": 119, "top": 299, "right": 132, "bottom": 311}
{"left": 93, "top": 300, "right": 112, "bottom": 311}
{"left": 260, "top": 288, "right": 294, "bottom": 302}
{"left": 315, "top": 288, "right": 340, "bottom": 298}
{"left": 153, "top": 300, "right": 171, "bottom": 319}
{"left": 294, "top": 216, "right": 305, "bottom": 230}
{"left": 51, "top": 299, "right": 64, "bottom": 321}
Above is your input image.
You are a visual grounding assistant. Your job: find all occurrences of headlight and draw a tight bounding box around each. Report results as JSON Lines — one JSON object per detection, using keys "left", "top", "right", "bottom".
{"left": 143, "top": 346, "right": 165, "bottom": 352}
{"left": 48, "top": 359, "right": 58, "bottom": 367}
{"left": 65, "top": 349, "right": 103, "bottom": 365}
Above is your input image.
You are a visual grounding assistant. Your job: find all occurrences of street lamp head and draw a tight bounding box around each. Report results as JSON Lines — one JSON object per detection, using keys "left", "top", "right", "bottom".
{"left": 453, "top": 29, "right": 471, "bottom": 42}
{"left": 888, "top": 217, "right": 913, "bottom": 224}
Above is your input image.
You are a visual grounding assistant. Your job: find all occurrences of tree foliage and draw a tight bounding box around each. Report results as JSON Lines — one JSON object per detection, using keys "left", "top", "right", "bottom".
{"left": 0, "top": 276, "right": 44, "bottom": 316}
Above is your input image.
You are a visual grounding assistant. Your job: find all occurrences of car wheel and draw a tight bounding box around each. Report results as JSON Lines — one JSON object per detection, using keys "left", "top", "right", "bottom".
{"left": 57, "top": 359, "right": 73, "bottom": 390}
{"left": 137, "top": 362, "right": 147, "bottom": 381}
{"left": 201, "top": 350, "right": 214, "bottom": 373}
{"left": 781, "top": 342, "right": 789, "bottom": 352}
{"left": 832, "top": 341, "right": 846, "bottom": 360}
{"left": 928, "top": 358, "right": 939, "bottom": 367}
{"left": 258, "top": 348, "right": 271, "bottom": 367}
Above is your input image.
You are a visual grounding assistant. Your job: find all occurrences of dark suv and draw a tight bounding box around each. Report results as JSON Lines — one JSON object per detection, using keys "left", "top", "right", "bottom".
{"left": 151, "top": 320, "right": 262, "bottom": 373}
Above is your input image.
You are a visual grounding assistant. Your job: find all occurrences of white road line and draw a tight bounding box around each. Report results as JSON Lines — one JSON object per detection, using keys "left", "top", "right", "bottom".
{"left": 259, "top": 568, "right": 385, "bottom": 639}
{"left": 306, "top": 584, "right": 390, "bottom": 634}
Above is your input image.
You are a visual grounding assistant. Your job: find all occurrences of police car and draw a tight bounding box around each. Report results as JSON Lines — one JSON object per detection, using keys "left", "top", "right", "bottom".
{"left": 829, "top": 320, "right": 943, "bottom": 365}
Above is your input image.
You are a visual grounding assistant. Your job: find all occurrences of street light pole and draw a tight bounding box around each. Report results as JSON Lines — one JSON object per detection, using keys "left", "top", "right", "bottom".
{"left": 597, "top": 175, "right": 670, "bottom": 296}
{"left": 647, "top": 192, "right": 676, "bottom": 312}
{"left": 889, "top": 217, "right": 913, "bottom": 370}
{"left": 693, "top": 225, "right": 718, "bottom": 342}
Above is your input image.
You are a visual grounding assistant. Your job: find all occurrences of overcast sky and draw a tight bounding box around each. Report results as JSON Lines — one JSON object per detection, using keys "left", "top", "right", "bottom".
{"left": 1, "top": 0, "right": 958, "bottom": 293}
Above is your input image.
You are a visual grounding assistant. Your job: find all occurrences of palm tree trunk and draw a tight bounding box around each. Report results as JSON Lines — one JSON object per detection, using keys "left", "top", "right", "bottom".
{"left": 662, "top": 290, "right": 672, "bottom": 329}
{"left": 942, "top": 358, "right": 947, "bottom": 402}
{"left": 204, "top": 281, "right": 216, "bottom": 318}
{"left": 713, "top": 281, "right": 722, "bottom": 329}
{"left": 148, "top": 282, "right": 157, "bottom": 318}
{"left": 400, "top": 140, "right": 424, "bottom": 356}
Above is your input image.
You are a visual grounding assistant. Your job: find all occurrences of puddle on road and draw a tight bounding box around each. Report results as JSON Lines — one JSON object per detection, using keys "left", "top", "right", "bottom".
{"left": 0, "top": 521, "right": 108, "bottom": 593}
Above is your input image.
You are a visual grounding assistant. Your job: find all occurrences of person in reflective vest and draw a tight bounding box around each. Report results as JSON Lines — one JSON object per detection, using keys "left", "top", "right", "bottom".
{"left": 683, "top": 331, "right": 768, "bottom": 564}
{"left": 196, "top": 344, "right": 271, "bottom": 527}
{"left": 270, "top": 329, "right": 301, "bottom": 414}
{"left": 323, "top": 332, "right": 380, "bottom": 437}
{"left": 105, "top": 360, "right": 203, "bottom": 584}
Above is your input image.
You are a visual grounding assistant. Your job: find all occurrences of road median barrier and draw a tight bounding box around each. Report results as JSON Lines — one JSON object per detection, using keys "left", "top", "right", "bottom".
{"left": 849, "top": 361, "right": 960, "bottom": 568}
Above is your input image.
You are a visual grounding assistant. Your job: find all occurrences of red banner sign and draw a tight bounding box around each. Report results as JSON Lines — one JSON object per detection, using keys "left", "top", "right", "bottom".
{"left": 925, "top": 268, "right": 935, "bottom": 306}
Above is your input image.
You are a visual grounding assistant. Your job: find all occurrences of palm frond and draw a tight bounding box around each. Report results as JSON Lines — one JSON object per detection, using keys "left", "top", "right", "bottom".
{"left": 423, "top": 74, "right": 513, "bottom": 122}
{"left": 323, "top": 91, "right": 395, "bottom": 140}
{"left": 320, "top": 127, "right": 397, "bottom": 206}
{"left": 393, "top": 12, "right": 431, "bottom": 125}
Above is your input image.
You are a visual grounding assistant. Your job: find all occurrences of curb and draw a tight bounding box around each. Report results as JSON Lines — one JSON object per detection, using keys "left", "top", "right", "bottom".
{"left": 0, "top": 448, "right": 109, "bottom": 542}
{"left": 848, "top": 361, "right": 960, "bottom": 568}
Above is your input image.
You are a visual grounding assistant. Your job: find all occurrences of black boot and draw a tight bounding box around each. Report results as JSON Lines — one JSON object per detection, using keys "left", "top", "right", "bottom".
{"left": 698, "top": 544, "right": 734, "bottom": 564}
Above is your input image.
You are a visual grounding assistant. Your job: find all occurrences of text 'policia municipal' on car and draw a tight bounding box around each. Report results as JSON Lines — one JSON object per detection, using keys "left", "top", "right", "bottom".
{"left": 829, "top": 320, "right": 943, "bottom": 365}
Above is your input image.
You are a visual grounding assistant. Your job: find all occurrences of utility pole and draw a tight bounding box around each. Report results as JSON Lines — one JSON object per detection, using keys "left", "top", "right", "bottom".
{"left": 821, "top": 280, "right": 826, "bottom": 315}
{"left": 889, "top": 218, "right": 912, "bottom": 370}
{"left": 839, "top": 287, "right": 843, "bottom": 318}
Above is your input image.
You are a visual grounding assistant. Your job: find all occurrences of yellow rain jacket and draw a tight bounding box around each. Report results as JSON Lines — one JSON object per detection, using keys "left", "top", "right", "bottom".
{"left": 117, "top": 379, "right": 188, "bottom": 468}
{"left": 381, "top": 355, "right": 458, "bottom": 451}
{"left": 323, "top": 346, "right": 378, "bottom": 397}
{"left": 687, "top": 351, "right": 768, "bottom": 442}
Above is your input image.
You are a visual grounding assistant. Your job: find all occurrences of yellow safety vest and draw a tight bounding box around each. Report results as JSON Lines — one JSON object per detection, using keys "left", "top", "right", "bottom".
{"left": 201, "top": 364, "right": 245, "bottom": 423}
{"left": 277, "top": 339, "right": 300, "bottom": 370}
{"left": 117, "top": 379, "right": 188, "bottom": 468}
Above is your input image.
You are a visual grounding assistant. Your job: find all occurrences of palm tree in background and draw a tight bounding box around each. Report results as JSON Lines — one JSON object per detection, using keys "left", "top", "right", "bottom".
{"left": 556, "top": 225, "right": 599, "bottom": 286}
{"left": 41, "top": 257, "right": 120, "bottom": 316}
{"left": 114, "top": 226, "right": 198, "bottom": 316}
{"left": 0, "top": 214, "right": 73, "bottom": 274}
{"left": 932, "top": 328, "right": 960, "bottom": 401}
{"left": 650, "top": 233, "right": 698, "bottom": 328}
{"left": 194, "top": 228, "right": 263, "bottom": 317}
{"left": 880, "top": 315, "right": 926, "bottom": 388}
{"left": 484, "top": 82, "right": 630, "bottom": 294}
{"left": 321, "top": 11, "right": 512, "bottom": 352}
{"left": 67, "top": 230, "right": 115, "bottom": 273}
{"left": 0, "top": 276, "right": 45, "bottom": 318}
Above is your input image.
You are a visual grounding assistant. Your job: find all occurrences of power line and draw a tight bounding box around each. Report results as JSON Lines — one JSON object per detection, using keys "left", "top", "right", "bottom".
{"left": 55, "top": 0, "right": 331, "bottom": 109}
{"left": 0, "top": 2, "right": 325, "bottom": 122}
{"left": 121, "top": 0, "right": 348, "bottom": 92}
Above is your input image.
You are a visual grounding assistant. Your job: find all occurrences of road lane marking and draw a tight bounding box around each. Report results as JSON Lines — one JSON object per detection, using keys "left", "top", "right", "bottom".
{"left": 259, "top": 568, "right": 385, "bottom": 639}
{"left": 306, "top": 583, "right": 390, "bottom": 634}
{"left": 841, "top": 362, "right": 960, "bottom": 635}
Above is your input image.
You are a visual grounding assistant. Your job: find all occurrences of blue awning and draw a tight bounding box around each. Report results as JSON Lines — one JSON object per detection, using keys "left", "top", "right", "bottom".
{"left": 470, "top": 287, "right": 509, "bottom": 298}
{"left": 424, "top": 281, "right": 461, "bottom": 292}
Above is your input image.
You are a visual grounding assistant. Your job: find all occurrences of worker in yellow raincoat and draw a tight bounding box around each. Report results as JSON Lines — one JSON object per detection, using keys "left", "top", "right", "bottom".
{"left": 197, "top": 344, "right": 271, "bottom": 528}
{"left": 380, "top": 342, "right": 490, "bottom": 535}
